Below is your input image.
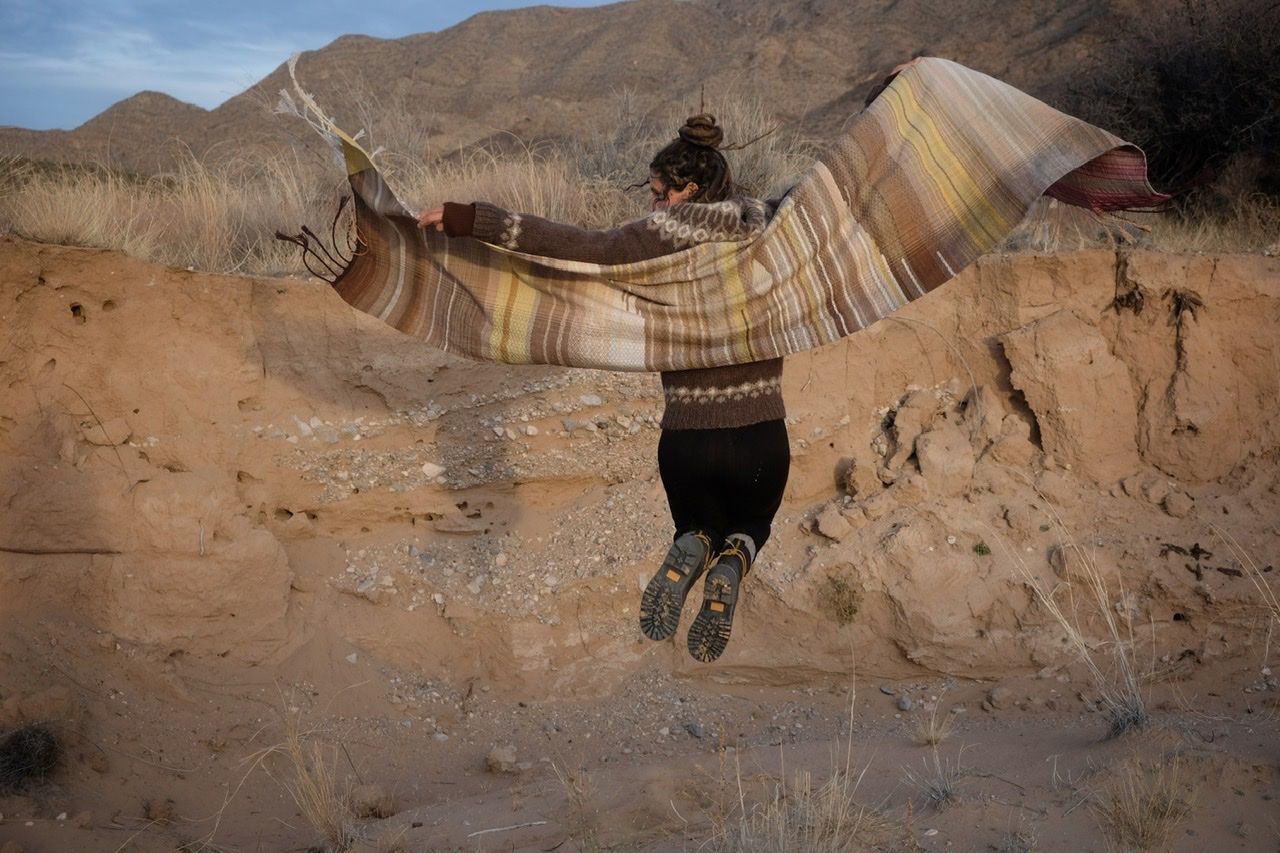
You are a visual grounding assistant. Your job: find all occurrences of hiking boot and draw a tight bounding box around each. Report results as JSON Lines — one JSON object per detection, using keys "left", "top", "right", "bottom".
{"left": 639, "top": 530, "right": 715, "bottom": 641}
{"left": 687, "top": 534, "right": 754, "bottom": 662}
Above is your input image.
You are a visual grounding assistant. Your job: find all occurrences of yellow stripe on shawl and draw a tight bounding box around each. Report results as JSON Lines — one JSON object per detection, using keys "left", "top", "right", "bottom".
{"left": 489, "top": 259, "right": 537, "bottom": 362}
{"left": 886, "top": 75, "right": 1016, "bottom": 244}
{"left": 715, "top": 242, "right": 755, "bottom": 363}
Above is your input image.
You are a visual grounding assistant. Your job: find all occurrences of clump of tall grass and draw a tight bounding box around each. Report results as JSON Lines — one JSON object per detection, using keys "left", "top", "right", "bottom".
{"left": 1092, "top": 755, "right": 1195, "bottom": 850}
{"left": 1000, "top": 194, "right": 1280, "bottom": 254}
{"left": 902, "top": 746, "right": 965, "bottom": 810}
{"left": 0, "top": 89, "right": 817, "bottom": 276}
{"left": 995, "top": 519, "right": 1151, "bottom": 739}
{"left": 727, "top": 767, "right": 887, "bottom": 852}
{"left": 711, "top": 682, "right": 887, "bottom": 852}
{"left": 0, "top": 151, "right": 337, "bottom": 275}
{"left": 274, "top": 710, "right": 357, "bottom": 852}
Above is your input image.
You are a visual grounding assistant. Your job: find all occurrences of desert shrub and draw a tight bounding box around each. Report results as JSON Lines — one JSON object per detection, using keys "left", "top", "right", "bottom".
{"left": 1059, "top": 0, "right": 1280, "bottom": 210}
{"left": 823, "top": 575, "right": 861, "bottom": 626}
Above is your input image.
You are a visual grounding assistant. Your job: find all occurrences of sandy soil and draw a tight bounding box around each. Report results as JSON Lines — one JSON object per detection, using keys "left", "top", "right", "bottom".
{"left": 1, "top": 237, "right": 1278, "bottom": 851}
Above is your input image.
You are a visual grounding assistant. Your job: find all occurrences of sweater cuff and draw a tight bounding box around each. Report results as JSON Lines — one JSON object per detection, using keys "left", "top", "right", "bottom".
{"left": 441, "top": 202, "right": 476, "bottom": 238}
{"left": 471, "top": 202, "right": 522, "bottom": 249}
{"left": 471, "top": 202, "right": 507, "bottom": 240}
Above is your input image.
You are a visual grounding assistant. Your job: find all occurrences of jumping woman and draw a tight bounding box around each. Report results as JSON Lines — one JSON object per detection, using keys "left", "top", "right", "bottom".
{"left": 417, "top": 115, "right": 787, "bottom": 662}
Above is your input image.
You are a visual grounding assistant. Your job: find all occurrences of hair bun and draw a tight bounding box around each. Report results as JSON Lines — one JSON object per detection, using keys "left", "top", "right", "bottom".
{"left": 678, "top": 114, "right": 723, "bottom": 149}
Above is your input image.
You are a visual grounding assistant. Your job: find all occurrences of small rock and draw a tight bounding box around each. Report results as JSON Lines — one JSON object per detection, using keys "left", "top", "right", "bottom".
{"left": 486, "top": 744, "right": 520, "bottom": 774}
{"left": 683, "top": 721, "right": 705, "bottom": 739}
{"left": 814, "top": 505, "right": 853, "bottom": 541}
{"left": 896, "top": 695, "right": 914, "bottom": 712}
{"left": 879, "top": 685, "right": 895, "bottom": 696}
{"left": 524, "top": 425, "right": 539, "bottom": 436}
{"left": 861, "top": 489, "right": 896, "bottom": 520}
{"left": 1142, "top": 478, "right": 1170, "bottom": 505}
{"left": 988, "top": 432, "right": 1036, "bottom": 466}
{"left": 433, "top": 732, "right": 449, "bottom": 741}
{"left": 420, "top": 462, "right": 446, "bottom": 478}
{"left": 658, "top": 726, "right": 670, "bottom": 737}
{"left": 1164, "top": 491, "right": 1194, "bottom": 518}
{"left": 1121, "top": 474, "right": 1145, "bottom": 497}
{"left": 345, "top": 652, "right": 358, "bottom": 664}
{"left": 580, "top": 393, "right": 604, "bottom": 406}
{"left": 915, "top": 422, "right": 975, "bottom": 496}
{"left": 985, "top": 686, "right": 1012, "bottom": 710}
{"left": 73, "top": 811, "right": 93, "bottom": 829}
{"left": 495, "top": 552, "right": 508, "bottom": 567}
{"left": 142, "top": 798, "right": 175, "bottom": 824}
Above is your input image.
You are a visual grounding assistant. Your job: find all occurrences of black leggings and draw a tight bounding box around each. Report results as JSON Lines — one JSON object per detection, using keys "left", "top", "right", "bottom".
{"left": 657, "top": 418, "right": 791, "bottom": 551}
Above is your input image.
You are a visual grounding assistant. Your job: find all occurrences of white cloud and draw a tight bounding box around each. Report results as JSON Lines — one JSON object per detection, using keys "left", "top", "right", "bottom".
{"left": 1, "top": 19, "right": 320, "bottom": 110}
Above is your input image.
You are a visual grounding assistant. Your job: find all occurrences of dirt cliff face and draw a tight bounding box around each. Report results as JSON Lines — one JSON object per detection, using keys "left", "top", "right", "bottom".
{"left": 2, "top": 238, "right": 1276, "bottom": 680}
{"left": 1, "top": 239, "right": 1277, "bottom": 848}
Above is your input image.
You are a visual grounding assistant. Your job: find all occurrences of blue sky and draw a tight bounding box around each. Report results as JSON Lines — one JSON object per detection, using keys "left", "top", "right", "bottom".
{"left": 0, "top": 1, "right": 609, "bottom": 130}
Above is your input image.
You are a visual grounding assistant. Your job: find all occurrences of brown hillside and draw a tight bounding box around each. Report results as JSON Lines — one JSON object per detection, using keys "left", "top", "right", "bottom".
{"left": 0, "top": 0, "right": 1132, "bottom": 173}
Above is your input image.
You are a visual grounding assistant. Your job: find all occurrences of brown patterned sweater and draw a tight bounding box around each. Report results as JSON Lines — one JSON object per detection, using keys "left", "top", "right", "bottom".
{"left": 441, "top": 200, "right": 784, "bottom": 430}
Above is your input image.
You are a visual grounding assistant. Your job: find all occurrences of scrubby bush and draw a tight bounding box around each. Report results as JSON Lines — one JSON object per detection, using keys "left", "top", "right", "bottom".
{"left": 1059, "top": 0, "right": 1280, "bottom": 211}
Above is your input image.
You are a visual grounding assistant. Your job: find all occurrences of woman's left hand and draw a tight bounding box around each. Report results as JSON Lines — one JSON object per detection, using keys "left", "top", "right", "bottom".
{"left": 416, "top": 207, "right": 445, "bottom": 230}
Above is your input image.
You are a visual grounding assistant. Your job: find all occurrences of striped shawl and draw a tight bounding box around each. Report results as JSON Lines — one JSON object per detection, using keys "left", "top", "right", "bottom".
{"left": 324, "top": 58, "right": 1167, "bottom": 372}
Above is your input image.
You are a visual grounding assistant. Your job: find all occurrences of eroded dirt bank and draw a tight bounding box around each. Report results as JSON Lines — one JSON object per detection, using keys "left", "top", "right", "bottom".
{"left": 1, "top": 238, "right": 1277, "bottom": 851}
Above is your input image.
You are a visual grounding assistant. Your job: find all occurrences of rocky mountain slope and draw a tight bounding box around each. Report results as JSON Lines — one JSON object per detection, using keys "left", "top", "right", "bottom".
{"left": 1, "top": 0, "right": 1132, "bottom": 173}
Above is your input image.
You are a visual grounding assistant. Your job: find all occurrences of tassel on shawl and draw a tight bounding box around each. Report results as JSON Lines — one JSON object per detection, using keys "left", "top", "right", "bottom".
{"left": 274, "top": 195, "right": 361, "bottom": 284}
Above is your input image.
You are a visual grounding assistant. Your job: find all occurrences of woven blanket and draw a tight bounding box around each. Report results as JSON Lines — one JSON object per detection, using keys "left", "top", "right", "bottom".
{"left": 324, "top": 58, "right": 1166, "bottom": 371}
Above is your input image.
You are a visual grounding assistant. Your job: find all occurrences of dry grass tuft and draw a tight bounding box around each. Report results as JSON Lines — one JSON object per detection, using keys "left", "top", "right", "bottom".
{"left": 998, "top": 517, "right": 1151, "bottom": 739}
{"left": 551, "top": 762, "right": 601, "bottom": 851}
{"left": 902, "top": 746, "right": 965, "bottom": 810}
{"left": 913, "top": 698, "right": 955, "bottom": 747}
{"left": 728, "top": 767, "right": 888, "bottom": 852}
{"left": 1210, "top": 522, "right": 1280, "bottom": 625}
{"left": 1092, "top": 756, "right": 1195, "bottom": 850}
{"left": 1000, "top": 193, "right": 1280, "bottom": 254}
{"left": 0, "top": 152, "right": 331, "bottom": 275}
{"left": 994, "top": 828, "right": 1039, "bottom": 853}
{"left": 277, "top": 710, "right": 357, "bottom": 852}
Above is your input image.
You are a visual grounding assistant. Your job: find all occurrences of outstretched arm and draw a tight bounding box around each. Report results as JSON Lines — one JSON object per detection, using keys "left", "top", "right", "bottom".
{"left": 416, "top": 201, "right": 684, "bottom": 265}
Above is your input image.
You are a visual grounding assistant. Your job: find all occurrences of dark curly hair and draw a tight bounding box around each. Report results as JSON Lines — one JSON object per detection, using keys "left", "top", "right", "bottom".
{"left": 649, "top": 114, "right": 734, "bottom": 203}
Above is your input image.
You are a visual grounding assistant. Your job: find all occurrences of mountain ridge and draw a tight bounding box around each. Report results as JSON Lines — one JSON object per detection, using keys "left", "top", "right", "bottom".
{"left": 0, "top": 0, "right": 1127, "bottom": 173}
